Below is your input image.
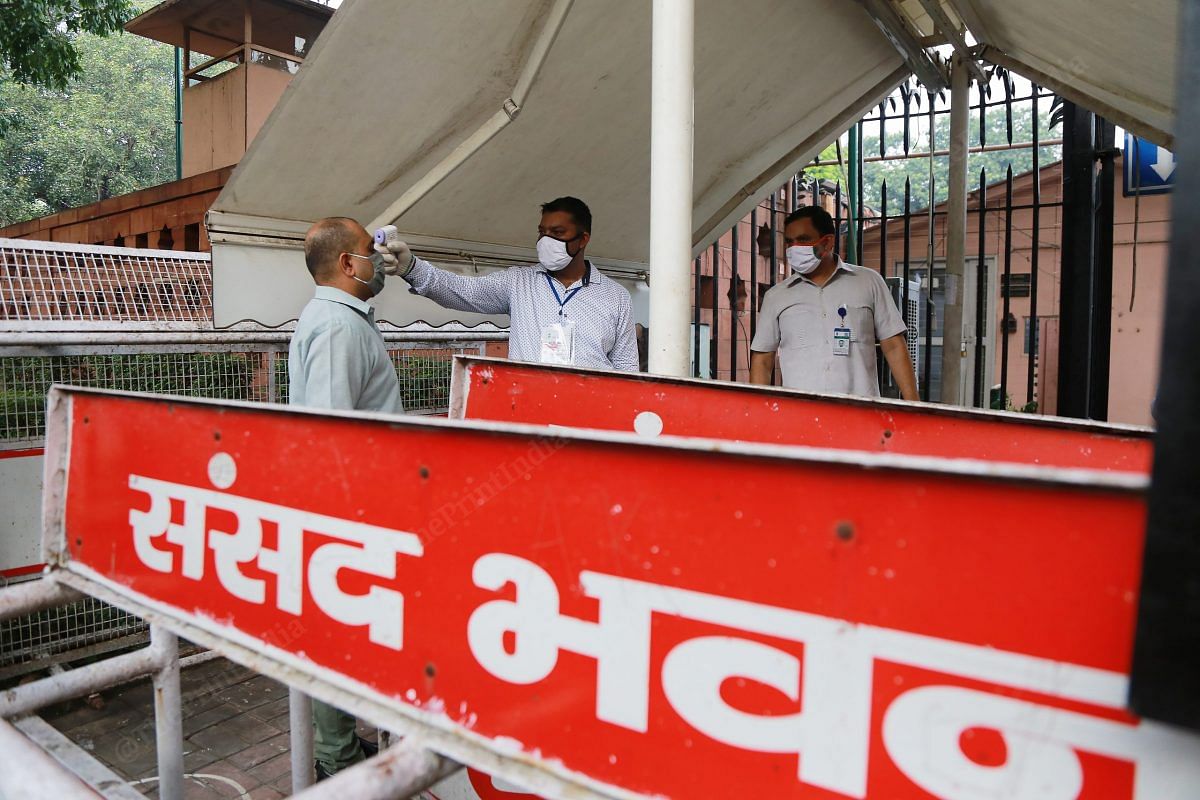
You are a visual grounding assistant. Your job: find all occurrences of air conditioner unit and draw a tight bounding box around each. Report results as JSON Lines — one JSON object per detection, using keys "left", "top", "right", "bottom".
{"left": 884, "top": 276, "right": 922, "bottom": 394}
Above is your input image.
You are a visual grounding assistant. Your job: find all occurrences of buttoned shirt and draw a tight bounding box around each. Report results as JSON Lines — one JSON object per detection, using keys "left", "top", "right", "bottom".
{"left": 751, "top": 259, "right": 907, "bottom": 397}
{"left": 405, "top": 257, "right": 639, "bottom": 372}
{"left": 288, "top": 286, "right": 404, "bottom": 413}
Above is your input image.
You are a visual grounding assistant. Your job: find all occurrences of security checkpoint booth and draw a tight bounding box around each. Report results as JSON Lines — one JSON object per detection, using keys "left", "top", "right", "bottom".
{"left": 4, "top": 0, "right": 1200, "bottom": 799}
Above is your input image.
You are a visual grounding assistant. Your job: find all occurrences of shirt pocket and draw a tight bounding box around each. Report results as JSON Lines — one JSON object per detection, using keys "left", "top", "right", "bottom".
{"left": 778, "top": 303, "right": 823, "bottom": 350}
{"left": 847, "top": 304, "right": 875, "bottom": 344}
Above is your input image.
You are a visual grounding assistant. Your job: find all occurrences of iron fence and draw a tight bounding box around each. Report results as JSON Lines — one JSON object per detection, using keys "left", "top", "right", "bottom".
{"left": 694, "top": 68, "right": 1068, "bottom": 412}
{"left": 0, "top": 238, "right": 503, "bottom": 677}
{"left": 0, "top": 238, "right": 212, "bottom": 325}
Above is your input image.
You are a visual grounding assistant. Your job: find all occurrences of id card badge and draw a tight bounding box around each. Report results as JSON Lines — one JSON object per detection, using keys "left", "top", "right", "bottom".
{"left": 833, "top": 327, "right": 852, "bottom": 356}
{"left": 540, "top": 319, "right": 576, "bottom": 365}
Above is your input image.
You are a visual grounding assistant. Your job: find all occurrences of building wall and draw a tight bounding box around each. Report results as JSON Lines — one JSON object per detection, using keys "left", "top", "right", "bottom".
{"left": 182, "top": 62, "right": 295, "bottom": 178}
{"left": 0, "top": 167, "right": 232, "bottom": 252}
{"left": 183, "top": 67, "right": 248, "bottom": 178}
{"left": 858, "top": 157, "right": 1168, "bottom": 426}
{"left": 1109, "top": 185, "right": 1170, "bottom": 425}
{"left": 246, "top": 62, "right": 294, "bottom": 148}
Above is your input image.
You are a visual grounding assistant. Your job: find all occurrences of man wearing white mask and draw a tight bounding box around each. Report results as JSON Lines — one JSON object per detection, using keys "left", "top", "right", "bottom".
{"left": 375, "top": 196, "right": 639, "bottom": 372}
{"left": 750, "top": 206, "right": 919, "bottom": 400}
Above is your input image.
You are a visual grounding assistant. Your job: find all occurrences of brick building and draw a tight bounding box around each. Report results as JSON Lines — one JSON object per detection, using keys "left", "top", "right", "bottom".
{"left": 0, "top": 0, "right": 332, "bottom": 251}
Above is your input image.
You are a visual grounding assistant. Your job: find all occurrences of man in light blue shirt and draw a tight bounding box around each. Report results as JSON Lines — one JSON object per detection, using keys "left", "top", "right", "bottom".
{"left": 289, "top": 217, "right": 403, "bottom": 415}
{"left": 288, "top": 217, "right": 398, "bottom": 780}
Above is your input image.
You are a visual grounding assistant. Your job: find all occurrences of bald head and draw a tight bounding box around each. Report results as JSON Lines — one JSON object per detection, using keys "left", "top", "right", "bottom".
{"left": 304, "top": 217, "right": 368, "bottom": 282}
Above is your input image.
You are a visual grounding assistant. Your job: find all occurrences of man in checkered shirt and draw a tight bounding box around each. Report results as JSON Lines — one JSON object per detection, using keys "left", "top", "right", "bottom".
{"left": 373, "top": 197, "right": 639, "bottom": 372}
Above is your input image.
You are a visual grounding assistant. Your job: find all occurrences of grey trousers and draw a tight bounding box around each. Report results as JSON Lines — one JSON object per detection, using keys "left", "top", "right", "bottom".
{"left": 313, "top": 699, "right": 365, "bottom": 773}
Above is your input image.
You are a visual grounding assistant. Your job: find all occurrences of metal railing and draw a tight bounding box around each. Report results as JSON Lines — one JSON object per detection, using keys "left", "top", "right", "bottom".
{"left": 0, "top": 541, "right": 462, "bottom": 800}
{"left": 0, "top": 336, "right": 494, "bottom": 677}
{"left": 1, "top": 238, "right": 507, "bottom": 678}
{"left": 0, "top": 238, "right": 212, "bottom": 326}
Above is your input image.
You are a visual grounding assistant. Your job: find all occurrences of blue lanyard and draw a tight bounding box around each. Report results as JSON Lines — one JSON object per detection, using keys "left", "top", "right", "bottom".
{"left": 544, "top": 272, "right": 584, "bottom": 316}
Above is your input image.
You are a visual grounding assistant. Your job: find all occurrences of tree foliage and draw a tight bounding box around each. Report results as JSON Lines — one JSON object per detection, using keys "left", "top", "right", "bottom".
{"left": 0, "top": 1, "right": 174, "bottom": 228}
{"left": 0, "top": 0, "right": 135, "bottom": 90}
{"left": 799, "top": 100, "right": 1061, "bottom": 215}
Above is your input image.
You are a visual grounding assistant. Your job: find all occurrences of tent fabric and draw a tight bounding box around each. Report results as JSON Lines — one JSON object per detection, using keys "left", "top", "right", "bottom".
{"left": 952, "top": 0, "right": 1176, "bottom": 146}
{"left": 208, "top": 0, "right": 1180, "bottom": 327}
{"left": 211, "top": 0, "right": 906, "bottom": 265}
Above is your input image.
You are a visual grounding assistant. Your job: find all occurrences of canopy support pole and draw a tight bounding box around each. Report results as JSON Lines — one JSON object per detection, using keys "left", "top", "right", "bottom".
{"left": 940, "top": 54, "right": 971, "bottom": 405}
{"left": 647, "top": 0, "right": 695, "bottom": 377}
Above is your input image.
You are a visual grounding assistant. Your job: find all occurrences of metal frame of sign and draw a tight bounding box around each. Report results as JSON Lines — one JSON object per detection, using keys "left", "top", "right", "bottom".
{"left": 448, "top": 356, "right": 1152, "bottom": 472}
{"left": 40, "top": 384, "right": 1200, "bottom": 799}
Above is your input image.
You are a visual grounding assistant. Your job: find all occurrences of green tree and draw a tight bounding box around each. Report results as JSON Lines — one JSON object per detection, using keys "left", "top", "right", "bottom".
{"left": 0, "top": 0, "right": 134, "bottom": 90}
{"left": 855, "top": 101, "right": 1061, "bottom": 213}
{"left": 792, "top": 93, "right": 1062, "bottom": 215}
{"left": 0, "top": 1, "right": 174, "bottom": 227}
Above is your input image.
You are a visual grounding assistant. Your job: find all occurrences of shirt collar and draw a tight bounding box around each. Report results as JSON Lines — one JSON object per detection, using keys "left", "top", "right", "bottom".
{"left": 787, "top": 257, "right": 854, "bottom": 288}
{"left": 314, "top": 285, "right": 373, "bottom": 316}
{"left": 539, "top": 260, "right": 599, "bottom": 289}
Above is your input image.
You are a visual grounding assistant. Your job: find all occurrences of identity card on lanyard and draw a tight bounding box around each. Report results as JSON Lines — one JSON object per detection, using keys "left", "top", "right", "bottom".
{"left": 833, "top": 304, "right": 851, "bottom": 357}
{"left": 541, "top": 272, "right": 581, "bottom": 366}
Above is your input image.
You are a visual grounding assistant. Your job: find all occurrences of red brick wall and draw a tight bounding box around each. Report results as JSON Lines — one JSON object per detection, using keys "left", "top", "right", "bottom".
{"left": 0, "top": 166, "right": 233, "bottom": 252}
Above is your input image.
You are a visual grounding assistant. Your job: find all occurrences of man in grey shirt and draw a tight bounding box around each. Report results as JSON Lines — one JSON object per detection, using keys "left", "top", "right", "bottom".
{"left": 288, "top": 216, "right": 397, "bottom": 779}
{"left": 750, "top": 206, "right": 919, "bottom": 400}
{"left": 373, "top": 197, "right": 639, "bottom": 372}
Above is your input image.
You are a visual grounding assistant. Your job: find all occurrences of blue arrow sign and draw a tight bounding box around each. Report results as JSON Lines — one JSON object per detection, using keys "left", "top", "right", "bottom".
{"left": 1124, "top": 133, "right": 1175, "bottom": 196}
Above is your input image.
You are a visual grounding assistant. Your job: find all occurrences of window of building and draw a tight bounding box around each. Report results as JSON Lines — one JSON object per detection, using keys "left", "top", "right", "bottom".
{"left": 1001, "top": 273, "right": 1032, "bottom": 297}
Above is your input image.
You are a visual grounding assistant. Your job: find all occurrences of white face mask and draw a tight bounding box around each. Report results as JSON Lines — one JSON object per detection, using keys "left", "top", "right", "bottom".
{"left": 537, "top": 235, "right": 576, "bottom": 272}
{"left": 786, "top": 245, "right": 823, "bottom": 275}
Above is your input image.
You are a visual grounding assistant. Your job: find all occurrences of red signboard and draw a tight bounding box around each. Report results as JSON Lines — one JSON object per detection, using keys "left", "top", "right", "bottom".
{"left": 449, "top": 357, "right": 1152, "bottom": 473}
{"left": 45, "top": 387, "right": 1199, "bottom": 799}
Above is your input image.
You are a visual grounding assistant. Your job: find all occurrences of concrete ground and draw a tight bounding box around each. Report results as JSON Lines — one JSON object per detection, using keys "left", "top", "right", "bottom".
{"left": 39, "top": 655, "right": 378, "bottom": 799}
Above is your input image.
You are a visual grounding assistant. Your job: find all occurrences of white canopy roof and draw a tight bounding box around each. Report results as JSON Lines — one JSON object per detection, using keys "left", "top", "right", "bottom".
{"left": 207, "top": 0, "right": 1179, "bottom": 327}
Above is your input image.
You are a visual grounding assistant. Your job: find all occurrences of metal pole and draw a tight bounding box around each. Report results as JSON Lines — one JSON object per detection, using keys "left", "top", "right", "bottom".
{"left": 1092, "top": 116, "right": 1116, "bottom": 418}
{"left": 855, "top": 122, "right": 865, "bottom": 264}
{"left": 0, "top": 577, "right": 82, "bottom": 621}
{"left": 1027, "top": 85, "right": 1042, "bottom": 406}
{"left": 0, "top": 718, "right": 104, "bottom": 799}
{"left": 0, "top": 644, "right": 166, "bottom": 717}
{"left": 924, "top": 92, "right": 936, "bottom": 399}
{"left": 748, "top": 209, "right": 758, "bottom": 349}
{"left": 646, "top": 0, "right": 695, "bottom": 377}
{"left": 973, "top": 168, "right": 988, "bottom": 407}
{"left": 151, "top": 626, "right": 183, "bottom": 800}
{"left": 1056, "top": 102, "right": 1114, "bottom": 419}
{"left": 880, "top": 180, "right": 889, "bottom": 276}
{"left": 693, "top": 256, "right": 702, "bottom": 377}
{"left": 769, "top": 195, "right": 779, "bottom": 286}
{"left": 833, "top": 183, "right": 842, "bottom": 258}
{"left": 1130, "top": 0, "right": 1200, "bottom": 731}
{"left": 290, "top": 738, "right": 460, "bottom": 800}
{"left": 940, "top": 55, "right": 970, "bottom": 406}
{"left": 1000, "top": 166, "right": 1014, "bottom": 410}
{"left": 1056, "top": 101, "right": 1093, "bottom": 417}
{"left": 730, "top": 221, "right": 739, "bottom": 381}
{"left": 291, "top": 688, "right": 315, "bottom": 792}
{"left": 174, "top": 48, "right": 183, "bottom": 180}
{"left": 710, "top": 241, "right": 719, "bottom": 378}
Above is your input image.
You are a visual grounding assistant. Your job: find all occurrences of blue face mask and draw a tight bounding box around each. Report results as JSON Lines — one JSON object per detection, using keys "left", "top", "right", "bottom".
{"left": 347, "top": 253, "right": 386, "bottom": 296}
